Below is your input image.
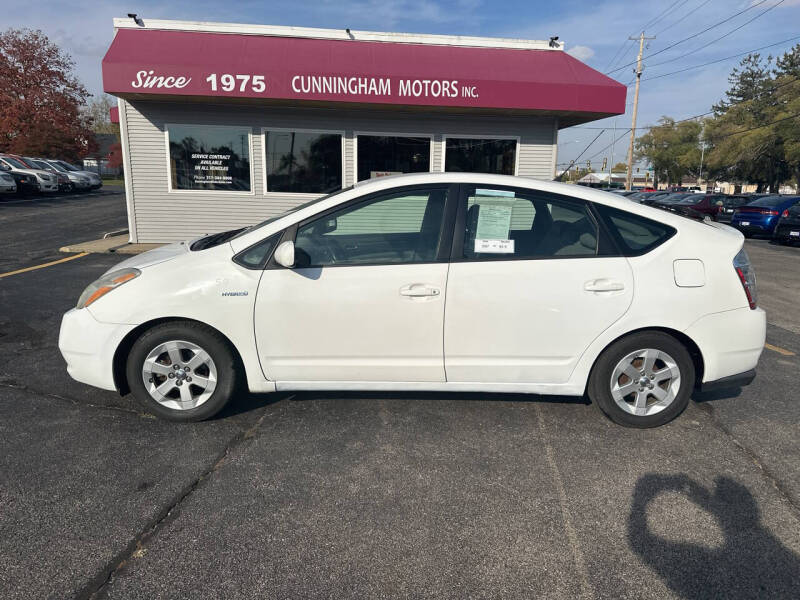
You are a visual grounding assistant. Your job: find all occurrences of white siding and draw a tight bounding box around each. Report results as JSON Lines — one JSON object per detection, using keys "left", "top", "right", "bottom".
{"left": 122, "top": 100, "right": 557, "bottom": 242}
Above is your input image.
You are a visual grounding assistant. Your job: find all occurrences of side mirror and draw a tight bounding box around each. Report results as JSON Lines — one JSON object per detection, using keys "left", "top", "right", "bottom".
{"left": 273, "top": 240, "right": 295, "bottom": 268}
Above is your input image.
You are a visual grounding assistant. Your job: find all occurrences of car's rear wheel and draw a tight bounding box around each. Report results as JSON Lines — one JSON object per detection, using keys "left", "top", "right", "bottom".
{"left": 588, "top": 331, "right": 695, "bottom": 428}
{"left": 126, "top": 321, "right": 239, "bottom": 421}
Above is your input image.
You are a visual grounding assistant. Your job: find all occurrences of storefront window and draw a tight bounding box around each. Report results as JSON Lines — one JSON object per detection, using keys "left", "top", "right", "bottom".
{"left": 356, "top": 135, "right": 431, "bottom": 181}
{"left": 167, "top": 124, "right": 252, "bottom": 192}
{"left": 265, "top": 130, "right": 342, "bottom": 193}
{"left": 444, "top": 138, "right": 517, "bottom": 175}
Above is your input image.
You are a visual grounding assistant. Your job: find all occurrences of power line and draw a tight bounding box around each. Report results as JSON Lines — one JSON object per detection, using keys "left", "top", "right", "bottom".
{"left": 642, "top": 35, "right": 800, "bottom": 81}
{"left": 644, "top": 0, "right": 787, "bottom": 70}
{"left": 603, "top": 1, "right": 686, "bottom": 73}
{"left": 555, "top": 130, "right": 605, "bottom": 179}
{"left": 653, "top": 0, "right": 714, "bottom": 37}
{"left": 605, "top": 0, "right": 771, "bottom": 75}
{"left": 710, "top": 110, "right": 800, "bottom": 140}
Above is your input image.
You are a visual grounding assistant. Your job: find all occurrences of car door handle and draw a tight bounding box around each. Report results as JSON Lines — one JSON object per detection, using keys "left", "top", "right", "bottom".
{"left": 584, "top": 279, "right": 625, "bottom": 292}
{"left": 399, "top": 284, "right": 441, "bottom": 297}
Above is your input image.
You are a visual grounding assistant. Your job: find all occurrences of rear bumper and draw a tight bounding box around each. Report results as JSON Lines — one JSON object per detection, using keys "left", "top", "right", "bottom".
{"left": 774, "top": 223, "right": 800, "bottom": 240}
{"left": 699, "top": 369, "right": 756, "bottom": 392}
{"left": 684, "top": 307, "right": 766, "bottom": 384}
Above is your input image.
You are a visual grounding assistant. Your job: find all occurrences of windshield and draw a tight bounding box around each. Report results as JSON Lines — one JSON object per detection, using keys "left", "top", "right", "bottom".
{"left": 57, "top": 160, "right": 80, "bottom": 172}
{"left": 678, "top": 195, "right": 707, "bottom": 205}
{"left": 46, "top": 161, "right": 68, "bottom": 172}
{"left": 229, "top": 186, "right": 354, "bottom": 240}
{"left": 2, "top": 156, "right": 29, "bottom": 169}
{"left": 26, "top": 159, "right": 49, "bottom": 170}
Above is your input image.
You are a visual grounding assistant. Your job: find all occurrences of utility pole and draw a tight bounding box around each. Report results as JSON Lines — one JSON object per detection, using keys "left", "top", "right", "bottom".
{"left": 625, "top": 32, "right": 655, "bottom": 191}
{"left": 698, "top": 123, "right": 706, "bottom": 189}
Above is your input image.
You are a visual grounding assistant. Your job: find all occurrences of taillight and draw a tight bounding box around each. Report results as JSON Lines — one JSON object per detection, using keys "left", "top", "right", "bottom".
{"left": 766, "top": 210, "right": 779, "bottom": 216}
{"left": 733, "top": 248, "right": 757, "bottom": 310}
{"left": 782, "top": 209, "right": 790, "bottom": 217}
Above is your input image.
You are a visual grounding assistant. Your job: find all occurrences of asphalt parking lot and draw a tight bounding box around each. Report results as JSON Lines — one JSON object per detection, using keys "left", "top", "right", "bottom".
{"left": 1, "top": 190, "right": 799, "bottom": 599}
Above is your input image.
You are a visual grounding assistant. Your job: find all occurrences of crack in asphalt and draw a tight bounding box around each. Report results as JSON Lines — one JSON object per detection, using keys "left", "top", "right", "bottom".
{"left": 695, "top": 401, "right": 800, "bottom": 520}
{"left": 0, "top": 380, "right": 144, "bottom": 417}
{"left": 76, "top": 402, "right": 280, "bottom": 600}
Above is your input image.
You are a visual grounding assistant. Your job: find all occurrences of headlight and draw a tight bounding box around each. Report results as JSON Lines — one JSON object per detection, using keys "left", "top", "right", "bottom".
{"left": 77, "top": 268, "right": 140, "bottom": 309}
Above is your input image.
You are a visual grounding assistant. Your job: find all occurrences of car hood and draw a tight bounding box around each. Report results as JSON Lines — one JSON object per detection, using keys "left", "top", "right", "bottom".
{"left": 104, "top": 241, "right": 191, "bottom": 274}
{"left": 10, "top": 168, "right": 50, "bottom": 177}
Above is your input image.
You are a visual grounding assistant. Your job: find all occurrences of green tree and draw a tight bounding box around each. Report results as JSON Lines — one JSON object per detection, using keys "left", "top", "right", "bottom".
{"left": 635, "top": 117, "right": 702, "bottom": 185}
{"left": 705, "top": 51, "right": 798, "bottom": 192}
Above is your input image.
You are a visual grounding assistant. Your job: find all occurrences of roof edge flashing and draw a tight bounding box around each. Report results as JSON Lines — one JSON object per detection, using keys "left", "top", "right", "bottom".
{"left": 111, "top": 17, "right": 563, "bottom": 51}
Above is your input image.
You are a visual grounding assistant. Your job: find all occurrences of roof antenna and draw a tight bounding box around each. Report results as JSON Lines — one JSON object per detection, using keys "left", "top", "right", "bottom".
{"left": 549, "top": 36, "right": 560, "bottom": 48}
{"left": 127, "top": 13, "right": 144, "bottom": 27}
{"left": 345, "top": 28, "right": 355, "bottom": 40}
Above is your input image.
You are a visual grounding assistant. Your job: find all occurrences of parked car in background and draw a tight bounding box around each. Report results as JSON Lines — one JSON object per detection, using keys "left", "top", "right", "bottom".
{"left": 0, "top": 155, "right": 59, "bottom": 193}
{"left": 712, "top": 195, "right": 751, "bottom": 223}
{"left": 665, "top": 193, "right": 730, "bottom": 220}
{"left": 51, "top": 160, "right": 102, "bottom": 190}
{"left": 33, "top": 158, "right": 92, "bottom": 192}
{"left": 773, "top": 199, "right": 800, "bottom": 244}
{"left": 23, "top": 158, "right": 73, "bottom": 192}
{"left": 59, "top": 172, "right": 765, "bottom": 429}
{"left": 0, "top": 169, "right": 38, "bottom": 196}
{"left": 731, "top": 195, "right": 800, "bottom": 237}
{"left": 0, "top": 171, "right": 17, "bottom": 195}
{"left": 638, "top": 191, "right": 674, "bottom": 206}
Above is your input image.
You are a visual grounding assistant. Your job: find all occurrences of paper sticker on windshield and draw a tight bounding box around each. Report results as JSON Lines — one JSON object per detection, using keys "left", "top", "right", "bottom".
{"left": 475, "top": 239, "right": 515, "bottom": 254}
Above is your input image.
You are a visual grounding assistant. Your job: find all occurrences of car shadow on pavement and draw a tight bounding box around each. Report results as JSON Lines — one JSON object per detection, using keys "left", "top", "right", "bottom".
{"left": 691, "top": 386, "right": 744, "bottom": 403}
{"left": 628, "top": 473, "right": 800, "bottom": 599}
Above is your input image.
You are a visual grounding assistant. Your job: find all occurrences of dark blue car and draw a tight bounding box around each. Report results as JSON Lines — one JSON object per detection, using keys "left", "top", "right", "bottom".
{"left": 730, "top": 195, "right": 800, "bottom": 237}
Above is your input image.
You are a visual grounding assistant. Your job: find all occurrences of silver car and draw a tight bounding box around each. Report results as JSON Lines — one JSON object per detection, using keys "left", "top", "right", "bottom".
{"left": 33, "top": 158, "right": 91, "bottom": 191}
{"left": 51, "top": 160, "right": 103, "bottom": 190}
{"left": 0, "top": 171, "right": 16, "bottom": 194}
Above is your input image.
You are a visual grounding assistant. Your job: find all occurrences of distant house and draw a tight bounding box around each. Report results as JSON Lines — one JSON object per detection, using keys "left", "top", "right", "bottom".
{"left": 83, "top": 133, "right": 121, "bottom": 176}
{"left": 576, "top": 172, "right": 652, "bottom": 188}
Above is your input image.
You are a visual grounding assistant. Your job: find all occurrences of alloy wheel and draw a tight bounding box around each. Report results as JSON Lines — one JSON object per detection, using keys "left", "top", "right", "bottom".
{"left": 140, "top": 340, "right": 217, "bottom": 410}
{"left": 609, "top": 348, "right": 681, "bottom": 416}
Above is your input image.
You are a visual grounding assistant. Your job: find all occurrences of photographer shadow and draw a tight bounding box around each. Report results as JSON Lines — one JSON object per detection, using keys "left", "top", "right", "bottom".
{"left": 628, "top": 474, "right": 800, "bottom": 599}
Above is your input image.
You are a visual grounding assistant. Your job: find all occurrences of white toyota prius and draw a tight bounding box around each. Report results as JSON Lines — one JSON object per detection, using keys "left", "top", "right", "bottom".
{"left": 59, "top": 173, "right": 766, "bottom": 427}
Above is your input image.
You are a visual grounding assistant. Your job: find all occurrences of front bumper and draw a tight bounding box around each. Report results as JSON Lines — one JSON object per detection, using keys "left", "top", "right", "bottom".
{"left": 39, "top": 180, "right": 59, "bottom": 192}
{"left": 58, "top": 308, "right": 137, "bottom": 392}
{"left": 684, "top": 307, "right": 766, "bottom": 384}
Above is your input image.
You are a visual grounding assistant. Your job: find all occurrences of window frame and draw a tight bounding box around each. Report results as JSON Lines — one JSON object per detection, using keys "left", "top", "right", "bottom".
{"left": 265, "top": 183, "right": 460, "bottom": 270}
{"left": 441, "top": 135, "right": 520, "bottom": 176}
{"left": 450, "top": 184, "right": 620, "bottom": 262}
{"left": 353, "top": 131, "right": 435, "bottom": 182}
{"left": 261, "top": 127, "right": 346, "bottom": 198}
{"left": 164, "top": 123, "right": 255, "bottom": 196}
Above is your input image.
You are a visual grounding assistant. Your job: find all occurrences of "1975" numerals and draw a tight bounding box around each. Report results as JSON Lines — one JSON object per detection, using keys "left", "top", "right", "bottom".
{"left": 205, "top": 74, "right": 266, "bottom": 93}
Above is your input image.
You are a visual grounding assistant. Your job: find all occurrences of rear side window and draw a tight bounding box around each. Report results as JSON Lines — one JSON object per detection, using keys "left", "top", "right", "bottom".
{"left": 595, "top": 204, "right": 675, "bottom": 256}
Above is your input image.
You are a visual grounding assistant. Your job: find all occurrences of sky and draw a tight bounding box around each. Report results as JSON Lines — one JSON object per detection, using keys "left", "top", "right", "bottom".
{"left": 6, "top": 0, "right": 800, "bottom": 170}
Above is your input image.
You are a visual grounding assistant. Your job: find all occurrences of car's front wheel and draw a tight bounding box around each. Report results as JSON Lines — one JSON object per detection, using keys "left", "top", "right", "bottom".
{"left": 126, "top": 321, "right": 239, "bottom": 421}
{"left": 588, "top": 331, "right": 695, "bottom": 428}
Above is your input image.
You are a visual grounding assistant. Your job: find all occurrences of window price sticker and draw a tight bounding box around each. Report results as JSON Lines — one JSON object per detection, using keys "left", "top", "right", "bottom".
{"left": 475, "top": 238, "right": 515, "bottom": 254}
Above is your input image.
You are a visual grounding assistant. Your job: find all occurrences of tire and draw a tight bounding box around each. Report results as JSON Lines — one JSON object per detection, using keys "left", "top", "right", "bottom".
{"left": 588, "top": 331, "right": 695, "bottom": 428}
{"left": 125, "top": 321, "right": 240, "bottom": 422}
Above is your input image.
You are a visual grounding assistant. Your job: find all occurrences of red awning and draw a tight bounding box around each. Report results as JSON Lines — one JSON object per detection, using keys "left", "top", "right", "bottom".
{"left": 103, "top": 28, "right": 625, "bottom": 123}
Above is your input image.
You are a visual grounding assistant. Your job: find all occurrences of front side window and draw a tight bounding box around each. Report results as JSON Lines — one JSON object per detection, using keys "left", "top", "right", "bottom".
{"left": 265, "top": 130, "right": 342, "bottom": 194}
{"left": 167, "top": 124, "right": 252, "bottom": 192}
{"left": 445, "top": 138, "right": 516, "bottom": 175}
{"left": 294, "top": 186, "right": 448, "bottom": 267}
{"left": 463, "top": 187, "right": 598, "bottom": 259}
{"left": 356, "top": 135, "right": 430, "bottom": 181}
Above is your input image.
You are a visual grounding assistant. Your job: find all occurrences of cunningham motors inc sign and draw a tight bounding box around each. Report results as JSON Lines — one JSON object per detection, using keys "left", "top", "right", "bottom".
{"left": 103, "top": 29, "right": 627, "bottom": 113}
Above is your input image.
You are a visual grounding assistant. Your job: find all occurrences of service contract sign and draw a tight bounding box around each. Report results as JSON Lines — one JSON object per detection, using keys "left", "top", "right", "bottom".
{"left": 473, "top": 189, "right": 516, "bottom": 254}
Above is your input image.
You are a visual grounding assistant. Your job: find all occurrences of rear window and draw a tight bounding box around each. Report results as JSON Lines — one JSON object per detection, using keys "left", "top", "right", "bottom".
{"left": 595, "top": 204, "right": 676, "bottom": 256}
{"left": 748, "top": 196, "right": 785, "bottom": 209}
